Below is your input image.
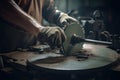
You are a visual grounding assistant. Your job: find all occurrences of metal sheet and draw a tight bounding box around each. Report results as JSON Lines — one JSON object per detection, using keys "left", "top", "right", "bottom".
{"left": 27, "top": 43, "right": 118, "bottom": 72}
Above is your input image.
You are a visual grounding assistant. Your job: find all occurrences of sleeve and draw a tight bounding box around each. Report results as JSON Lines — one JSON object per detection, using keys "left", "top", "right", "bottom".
{"left": 42, "top": 0, "right": 62, "bottom": 26}
{"left": 0, "top": 0, "right": 44, "bottom": 36}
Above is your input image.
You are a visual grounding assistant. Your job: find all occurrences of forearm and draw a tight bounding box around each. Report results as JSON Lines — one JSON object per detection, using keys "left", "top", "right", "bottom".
{"left": 0, "top": 0, "right": 44, "bottom": 36}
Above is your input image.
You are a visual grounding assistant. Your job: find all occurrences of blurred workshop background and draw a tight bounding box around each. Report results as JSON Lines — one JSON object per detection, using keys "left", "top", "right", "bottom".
{"left": 54, "top": 0, "right": 120, "bottom": 35}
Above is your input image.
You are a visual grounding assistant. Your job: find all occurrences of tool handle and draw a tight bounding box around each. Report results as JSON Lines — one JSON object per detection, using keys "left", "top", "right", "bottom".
{"left": 85, "top": 39, "right": 112, "bottom": 45}
{"left": 71, "top": 34, "right": 112, "bottom": 45}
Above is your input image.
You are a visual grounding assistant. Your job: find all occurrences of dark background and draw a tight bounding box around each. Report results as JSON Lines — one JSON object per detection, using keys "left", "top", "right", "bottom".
{"left": 55, "top": 0, "right": 120, "bottom": 35}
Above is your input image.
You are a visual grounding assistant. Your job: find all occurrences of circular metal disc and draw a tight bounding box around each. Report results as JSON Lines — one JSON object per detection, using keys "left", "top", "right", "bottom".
{"left": 27, "top": 43, "right": 118, "bottom": 72}
{"left": 63, "top": 22, "right": 85, "bottom": 55}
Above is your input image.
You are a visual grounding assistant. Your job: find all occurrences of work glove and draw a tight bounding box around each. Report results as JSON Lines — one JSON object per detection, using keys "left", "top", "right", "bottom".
{"left": 59, "top": 13, "right": 78, "bottom": 27}
{"left": 38, "top": 27, "right": 66, "bottom": 48}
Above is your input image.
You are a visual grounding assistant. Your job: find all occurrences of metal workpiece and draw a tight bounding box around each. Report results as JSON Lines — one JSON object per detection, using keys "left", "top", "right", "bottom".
{"left": 27, "top": 43, "right": 118, "bottom": 75}
{"left": 0, "top": 43, "right": 118, "bottom": 79}
{"left": 0, "top": 41, "right": 119, "bottom": 80}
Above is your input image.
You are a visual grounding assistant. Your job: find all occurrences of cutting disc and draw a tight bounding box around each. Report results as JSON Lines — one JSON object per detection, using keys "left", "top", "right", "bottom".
{"left": 63, "top": 22, "right": 85, "bottom": 55}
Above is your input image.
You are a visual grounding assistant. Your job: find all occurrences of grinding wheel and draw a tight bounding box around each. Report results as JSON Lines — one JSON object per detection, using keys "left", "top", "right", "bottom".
{"left": 63, "top": 22, "right": 85, "bottom": 55}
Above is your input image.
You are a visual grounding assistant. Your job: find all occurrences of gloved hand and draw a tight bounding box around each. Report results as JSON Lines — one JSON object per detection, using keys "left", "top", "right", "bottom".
{"left": 38, "top": 27, "right": 66, "bottom": 48}
{"left": 59, "top": 13, "right": 78, "bottom": 26}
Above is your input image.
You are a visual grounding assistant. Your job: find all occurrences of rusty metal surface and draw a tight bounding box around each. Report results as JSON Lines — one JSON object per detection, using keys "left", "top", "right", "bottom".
{"left": 27, "top": 43, "right": 118, "bottom": 71}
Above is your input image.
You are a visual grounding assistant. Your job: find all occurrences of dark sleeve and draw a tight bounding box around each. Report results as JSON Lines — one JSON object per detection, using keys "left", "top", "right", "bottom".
{"left": 42, "top": 0, "right": 61, "bottom": 26}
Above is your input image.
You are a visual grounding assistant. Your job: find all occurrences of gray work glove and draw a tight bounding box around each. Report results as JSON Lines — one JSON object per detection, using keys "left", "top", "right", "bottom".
{"left": 38, "top": 27, "right": 66, "bottom": 48}
{"left": 59, "top": 13, "right": 78, "bottom": 27}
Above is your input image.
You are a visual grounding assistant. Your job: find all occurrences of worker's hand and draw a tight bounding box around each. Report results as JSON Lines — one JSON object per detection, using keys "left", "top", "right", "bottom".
{"left": 38, "top": 27, "right": 66, "bottom": 48}
{"left": 59, "top": 13, "right": 78, "bottom": 27}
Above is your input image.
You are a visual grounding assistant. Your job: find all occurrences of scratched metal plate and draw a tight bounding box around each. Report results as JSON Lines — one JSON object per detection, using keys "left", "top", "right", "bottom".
{"left": 27, "top": 43, "right": 118, "bottom": 71}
